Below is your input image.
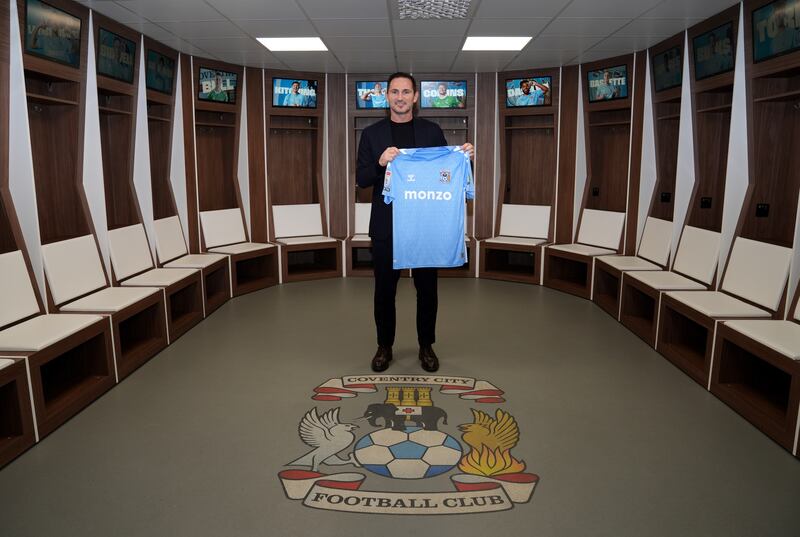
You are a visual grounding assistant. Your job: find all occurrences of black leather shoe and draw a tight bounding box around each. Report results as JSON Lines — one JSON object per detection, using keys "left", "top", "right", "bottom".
{"left": 371, "top": 346, "right": 393, "bottom": 372}
{"left": 419, "top": 345, "right": 439, "bottom": 372}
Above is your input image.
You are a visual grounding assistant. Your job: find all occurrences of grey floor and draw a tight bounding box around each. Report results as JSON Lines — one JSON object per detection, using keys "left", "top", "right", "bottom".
{"left": 0, "top": 278, "right": 799, "bottom": 537}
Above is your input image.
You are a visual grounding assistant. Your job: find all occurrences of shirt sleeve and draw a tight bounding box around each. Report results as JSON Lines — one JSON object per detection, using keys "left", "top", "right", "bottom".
{"left": 382, "top": 161, "right": 395, "bottom": 205}
{"left": 464, "top": 152, "right": 475, "bottom": 201}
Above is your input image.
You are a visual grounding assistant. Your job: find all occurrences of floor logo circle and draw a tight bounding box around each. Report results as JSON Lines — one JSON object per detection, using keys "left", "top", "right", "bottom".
{"left": 278, "top": 375, "right": 540, "bottom": 515}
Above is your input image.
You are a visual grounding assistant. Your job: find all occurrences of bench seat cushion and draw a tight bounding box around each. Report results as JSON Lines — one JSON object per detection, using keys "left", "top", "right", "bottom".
{"left": 665, "top": 291, "right": 771, "bottom": 318}
{"left": 122, "top": 268, "right": 198, "bottom": 287}
{"left": 350, "top": 234, "right": 371, "bottom": 242}
{"left": 210, "top": 242, "right": 274, "bottom": 255}
{"left": 548, "top": 243, "right": 616, "bottom": 256}
{"left": 484, "top": 236, "right": 546, "bottom": 247}
{"left": 0, "top": 314, "right": 103, "bottom": 352}
{"left": 277, "top": 236, "right": 338, "bottom": 246}
{"left": 597, "top": 255, "right": 660, "bottom": 271}
{"left": 164, "top": 254, "right": 227, "bottom": 269}
{"left": 60, "top": 287, "right": 160, "bottom": 313}
{"left": 0, "top": 358, "right": 16, "bottom": 371}
{"left": 626, "top": 270, "right": 706, "bottom": 291}
{"left": 723, "top": 320, "right": 800, "bottom": 360}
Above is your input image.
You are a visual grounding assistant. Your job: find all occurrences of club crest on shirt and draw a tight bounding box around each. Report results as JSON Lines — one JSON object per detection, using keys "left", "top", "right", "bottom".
{"left": 439, "top": 170, "right": 451, "bottom": 183}
{"left": 382, "top": 171, "right": 391, "bottom": 194}
{"left": 406, "top": 174, "right": 416, "bottom": 182}
{"left": 277, "top": 375, "right": 540, "bottom": 516}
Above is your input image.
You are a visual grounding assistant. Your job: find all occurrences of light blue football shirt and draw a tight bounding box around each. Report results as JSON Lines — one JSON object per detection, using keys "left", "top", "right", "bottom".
{"left": 383, "top": 146, "right": 474, "bottom": 269}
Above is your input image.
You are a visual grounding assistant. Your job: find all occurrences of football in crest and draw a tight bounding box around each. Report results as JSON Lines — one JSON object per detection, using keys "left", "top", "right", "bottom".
{"left": 353, "top": 426, "right": 463, "bottom": 479}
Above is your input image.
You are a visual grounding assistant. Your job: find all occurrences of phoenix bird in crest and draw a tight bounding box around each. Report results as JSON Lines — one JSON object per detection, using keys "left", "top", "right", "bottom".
{"left": 458, "top": 408, "right": 526, "bottom": 476}
{"left": 287, "top": 407, "right": 361, "bottom": 472}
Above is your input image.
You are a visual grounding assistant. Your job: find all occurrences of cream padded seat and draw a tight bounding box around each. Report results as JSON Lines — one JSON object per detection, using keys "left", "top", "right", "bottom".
{"left": 597, "top": 217, "right": 673, "bottom": 270}
{"left": 122, "top": 268, "right": 198, "bottom": 287}
{"left": 722, "top": 320, "right": 800, "bottom": 360}
{"left": 272, "top": 203, "right": 333, "bottom": 244}
{"left": 0, "top": 314, "right": 103, "bottom": 352}
{"left": 200, "top": 208, "right": 272, "bottom": 251}
{"left": 488, "top": 204, "right": 550, "bottom": 243}
{"left": 42, "top": 235, "right": 110, "bottom": 306}
{"left": 665, "top": 237, "right": 793, "bottom": 318}
{"left": 575, "top": 209, "right": 626, "bottom": 250}
{"left": 0, "top": 358, "right": 14, "bottom": 370}
{"left": 627, "top": 270, "right": 706, "bottom": 290}
{"left": 352, "top": 203, "right": 371, "bottom": 243}
{"left": 154, "top": 216, "right": 227, "bottom": 268}
{"left": 667, "top": 291, "right": 772, "bottom": 318}
{"left": 60, "top": 287, "right": 161, "bottom": 313}
{"left": 548, "top": 243, "right": 616, "bottom": 256}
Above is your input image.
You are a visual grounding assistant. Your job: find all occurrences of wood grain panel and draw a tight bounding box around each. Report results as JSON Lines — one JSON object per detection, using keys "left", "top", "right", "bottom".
{"left": 180, "top": 54, "right": 199, "bottom": 252}
{"left": 625, "top": 52, "right": 647, "bottom": 254}
{"left": 195, "top": 123, "right": 237, "bottom": 211}
{"left": 327, "top": 73, "right": 347, "bottom": 239}
{"left": 475, "top": 72, "right": 496, "bottom": 239}
{"left": 99, "top": 111, "right": 138, "bottom": 229}
{"left": 556, "top": 65, "right": 579, "bottom": 244}
{"left": 245, "top": 67, "right": 267, "bottom": 242}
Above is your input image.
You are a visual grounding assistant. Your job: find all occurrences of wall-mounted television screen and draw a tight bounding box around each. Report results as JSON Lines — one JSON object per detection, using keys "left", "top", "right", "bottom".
{"left": 355, "top": 81, "right": 388, "bottom": 109}
{"left": 198, "top": 67, "right": 237, "bottom": 104}
{"left": 751, "top": 0, "right": 800, "bottom": 63}
{"left": 587, "top": 65, "right": 629, "bottom": 102}
{"left": 420, "top": 80, "right": 467, "bottom": 109}
{"left": 24, "top": 0, "right": 81, "bottom": 68}
{"left": 146, "top": 50, "right": 175, "bottom": 95}
{"left": 505, "top": 77, "right": 552, "bottom": 107}
{"left": 97, "top": 28, "right": 136, "bottom": 83}
{"left": 693, "top": 22, "right": 735, "bottom": 80}
{"left": 652, "top": 46, "right": 682, "bottom": 92}
{"left": 273, "top": 78, "right": 318, "bottom": 108}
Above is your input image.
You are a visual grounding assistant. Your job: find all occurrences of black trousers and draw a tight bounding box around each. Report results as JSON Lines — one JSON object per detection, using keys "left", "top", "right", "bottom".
{"left": 372, "top": 238, "right": 437, "bottom": 347}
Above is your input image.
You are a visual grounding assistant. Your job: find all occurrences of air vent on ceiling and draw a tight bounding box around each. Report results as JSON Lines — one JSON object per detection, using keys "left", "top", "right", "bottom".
{"left": 398, "top": 0, "right": 471, "bottom": 19}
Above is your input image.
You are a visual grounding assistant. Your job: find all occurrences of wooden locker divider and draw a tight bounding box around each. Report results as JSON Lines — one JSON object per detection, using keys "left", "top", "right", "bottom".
{"left": 266, "top": 69, "right": 341, "bottom": 283}
{"left": 480, "top": 68, "right": 560, "bottom": 285}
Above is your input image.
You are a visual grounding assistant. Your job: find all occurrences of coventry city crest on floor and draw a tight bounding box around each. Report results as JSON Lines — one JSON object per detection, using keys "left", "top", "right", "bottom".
{"left": 277, "top": 375, "right": 539, "bottom": 515}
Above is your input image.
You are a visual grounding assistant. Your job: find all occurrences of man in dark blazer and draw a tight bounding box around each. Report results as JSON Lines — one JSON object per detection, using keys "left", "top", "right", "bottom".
{"left": 356, "top": 72, "right": 473, "bottom": 373}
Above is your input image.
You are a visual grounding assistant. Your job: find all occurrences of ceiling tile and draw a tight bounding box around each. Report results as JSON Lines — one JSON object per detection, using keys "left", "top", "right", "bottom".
{"left": 560, "top": 0, "right": 662, "bottom": 19}
{"left": 395, "top": 36, "right": 465, "bottom": 52}
{"left": 643, "top": 0, "right": 740, "bottom": 20}
{"left": 343, "top": 61, "right": 398, "bottom": 74}
{"left": 157, "top": 20, "right": 244, "bottom": 39}
{"left": 126, "top": 22, "right": 181, "bottom": 43}
{"left": 392, "top": 20, "right": 470, "bottom": 37}
{"left": 396, "top": 52, "right": 458, "bottom": 73}
{"left": 204, "top": 0, "right": 307, "bottom": 20}
{"left": 542, "top": 17, "right": 630, "bottom": 36}
{"left": 120, "top": 0, "right": 225, "bottom": 22}
{"left": 215, "top": 51, "right": 285, "bottom": 69}
{"left": 189, "top": 36, "right": 267, "bottom": 54}
{"left": 475, "top": 0, "right": 572, "bottom": 20}
{"left": 314, "top": 19, "right": 391, "bottom": 36}
{"left": 296, "top": 0, "right": 388, "bottom": 19}
{"left": 85, "top": 2, "right": 143, "bottom": 24}
{"left": 452, "top": 51, "right": 519, "bottom": 72}
{"left": 507, "top": 49, "right": 582, "bottom": 69}
{"left": 233, "top": 19, "right": 317, "bottom": 37}
{"left": 322, "top": 36, "right": 394, "bottom": 51}
{"left": 615, "top": 18, "right": 702, "bottom": 37}
{"left": 467, "top": 18, "right": 550, "bottom": 36}
{"left": 530, "top": 35, "right": 605, "bottom": 51}
{"left": 270, "top": 51, "right": 344, "bottom": 72}
{"left": 591, "top": 35, "right": 670, "bottom": 51}
{"left": 576, "top": 49, "right": 635, "bottom": 63}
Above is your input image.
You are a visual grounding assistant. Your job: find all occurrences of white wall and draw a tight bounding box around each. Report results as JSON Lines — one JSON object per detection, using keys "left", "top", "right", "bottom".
{"left": 8, "top": 0, "right": 45, "bottom": 300}
{"left": 81, "top": 12, "right": 111, "bottom": 274}
{"left": 131, "top": 35, "right": 156, "bottom": 258}
{"left": 719, "top": 3, "right": 750, "bottom": 285}
{"left": 573, "top": 65, "right": 587, "bottom": 240}
{"left": 671, "top": 31, "right": 697, "bottom": 265}
{"left": 637, "top": 54, "right": 657, "bottom": 248}
{"left": 170, "top": 56, "right": 189, "bottom": 239}
{"left": 237, "top": 69, "right": 251, "bottom": 236}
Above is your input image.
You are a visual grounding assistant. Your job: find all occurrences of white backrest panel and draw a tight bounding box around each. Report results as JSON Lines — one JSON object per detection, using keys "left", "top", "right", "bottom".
{"left": 354, "top": 203, "right": 371, "bottom": 235}
{"left": 154, "top": 216, "right": 188, "bottom": 263}
{"left": 0, "top": 251, "right": 40, "bottom": 328}
{"left": 576, "top": 209, "right": 625, "bottom": 250}
{"left": 42, "top": 235, "right": 107, "bottom": 306}
{"left": 672, "top": 226, "right": 721, "bottom": 285}
{"left": 793, "top": 296, "right": 800, "bottom": 322}
{"left": 108, "top": 224, "right": 154, "bottom": 281}
{"left": 200, "top": 208, "right": 247, "bottom": 248}
{"left": 637, "top": 217, "right": 673, "bottom": 266}
{"left": 273, "top": 204, "right": 324, "bottom": 238}
{"left": 498, "top": 204, "right": 550, "bottom": 239}
{"left": 721, "top": 237, "right": 792, "bottom": 311}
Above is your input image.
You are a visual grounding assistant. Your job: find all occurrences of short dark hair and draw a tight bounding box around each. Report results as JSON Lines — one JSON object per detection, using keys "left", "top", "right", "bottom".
{"left": 387, "top": 72, "right": 416, "bottom": 91}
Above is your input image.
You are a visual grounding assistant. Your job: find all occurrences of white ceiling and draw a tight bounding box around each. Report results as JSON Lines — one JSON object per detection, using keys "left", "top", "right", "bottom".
{"left": 78, "top": 0, "right": 740, "bottom": 73}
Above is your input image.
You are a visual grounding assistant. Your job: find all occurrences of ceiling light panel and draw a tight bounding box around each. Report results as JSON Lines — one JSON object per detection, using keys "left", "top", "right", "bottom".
{"left": 398, "top": 0, "right": 471, "bottom": 20}
{"left": 462, "top": 36, "right": 531, "bottom": 51}
{"left": 257, "top": 37, "right": 328, "bottom": 51}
